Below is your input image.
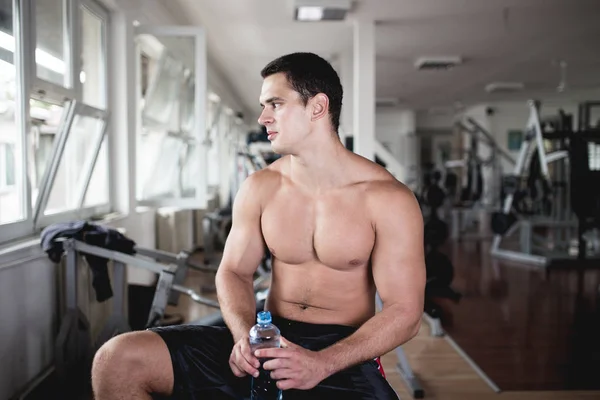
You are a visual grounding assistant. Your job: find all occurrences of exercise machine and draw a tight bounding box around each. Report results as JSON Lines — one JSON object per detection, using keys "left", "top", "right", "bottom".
{"left": 42, "top": 236, "right": 270, "bottom": 399}
{"left": 417, "top": 171, "right": 462, "bottom": 337}
{"left": 445, "top": 116, "right": 516, "bottom": 240}
{"left": 490, "top": 100, "right": 600, "bottom": 267}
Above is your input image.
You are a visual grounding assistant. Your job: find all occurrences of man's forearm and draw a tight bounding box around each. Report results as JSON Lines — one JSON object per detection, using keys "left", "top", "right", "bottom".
{"left": 318, "top": 304, "right": 421, "bottom": 375}
{"left": 215, "top": 269, "right": 257, "bottom": 341}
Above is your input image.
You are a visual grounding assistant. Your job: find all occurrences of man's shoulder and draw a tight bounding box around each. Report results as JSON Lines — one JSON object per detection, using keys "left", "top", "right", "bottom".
{"left": 242, "top": 157, "right": 286, "bottom": 190}
{"left": 352, "top": 161, "right": 418, "bottom": 212}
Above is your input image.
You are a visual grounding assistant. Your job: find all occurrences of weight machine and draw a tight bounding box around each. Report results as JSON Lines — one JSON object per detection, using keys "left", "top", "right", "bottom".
{"left": 490, "top": 100, "right": 600, "bottom": 267}
{"left": 445, "top": 116, "right": 516, "bottom": 240}
{"left": 24, "top": 236, "right": 270, "bottom": 399}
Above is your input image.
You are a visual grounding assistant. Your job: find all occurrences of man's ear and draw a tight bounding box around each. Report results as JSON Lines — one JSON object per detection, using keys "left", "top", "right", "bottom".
{"left": 310, "top": 93, "right": 329, "bottom": 122}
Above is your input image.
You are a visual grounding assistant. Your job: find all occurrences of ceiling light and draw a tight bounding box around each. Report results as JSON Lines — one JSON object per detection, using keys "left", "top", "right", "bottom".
{"left": 297, "top": 6, "right": 324, "bottom": 21}
{"left": 485, "top": 82, "right": 524, "bottom": 93}
{"left": 293, "top": 0, "right": 352, "bottom": 21}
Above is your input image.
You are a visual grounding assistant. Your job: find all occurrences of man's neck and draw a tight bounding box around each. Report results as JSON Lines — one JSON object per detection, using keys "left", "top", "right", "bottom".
{"left": 288, "top": 131, "right": 351, "bottom": 193}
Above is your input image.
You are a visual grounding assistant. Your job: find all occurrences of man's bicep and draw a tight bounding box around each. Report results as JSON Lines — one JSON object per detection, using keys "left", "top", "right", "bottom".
{"left": 218, "top": 176, "right": 266, "bottom": 279}
{"left": 371, "top": 188, "right": 426, "bottom": 314}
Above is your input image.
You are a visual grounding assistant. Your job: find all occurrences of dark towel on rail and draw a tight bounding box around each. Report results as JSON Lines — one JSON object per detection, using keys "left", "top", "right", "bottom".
{"left": 40, "top": 221, "right": 137, "bottom": 302}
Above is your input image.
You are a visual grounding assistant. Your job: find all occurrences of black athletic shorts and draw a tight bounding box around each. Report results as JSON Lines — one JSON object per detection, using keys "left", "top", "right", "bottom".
{"left": 149, "top": 315, "right": 400, "bottom": 400}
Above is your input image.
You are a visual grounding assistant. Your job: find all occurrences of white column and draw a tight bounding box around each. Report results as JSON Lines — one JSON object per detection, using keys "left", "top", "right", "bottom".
{"left": 353, "top": 17, "right": 375, "bottom": 160}
{"left": 107, "top": 11, "right": 136, "bottom": 214}
{"left": 399, "top": 110, "right": 419, "bottom": 188}
{"left": 338, "top": 50, "right": 353, "bottom": 146}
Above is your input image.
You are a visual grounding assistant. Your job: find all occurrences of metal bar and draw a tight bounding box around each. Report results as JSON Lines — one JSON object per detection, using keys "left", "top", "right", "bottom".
{"left": 67, "top": 239, "right": 221, "bottom": 308}
{"left": 64, "top": 239, "right": 79, "bottom": 309}
{"left": 14, "top": 0, "right": 33, "bottom": 224}
{"left": 444, "top": 334, "right": 501, "bottom": 393}
{"left": 169, "top": 252, "right": 188, "bottom": 305}
{"left": 395, "top": 347, "right": 425, "bottom": 399}
{"left": 172, "top": 284, "right": 219, "bottom": 308}
{"left": 136, "top": 246, "right": 217, "bottom": 273}
{"left": 76, "top": 119, "right": 108, "bottom": 209}
{"left": 491, "top": 248, "right": 548, "bottom": 266}
{"left": 529, "top": 100, "right": 550, "bottom": 178}
{"left": 135, "top": 246, "right": 180, "bottom": 264}
{"left": 195, "top": 27, "right": 208, "bottom": 208}
{"left": 12, "top": 365, "right": 56, "bottom": 400}
{"left": 68, "top": 0, "right": 79, "bottom": 96}
{"left": 70, "top": 239, "right": 165, "bottom": 274}
{"left": 33, "top": 99, "right": 78, "bottom": 224}
{"left": 423, "top": 312, "right": 444, "bottom": 337}
{"left": 75, "top": 102, "right": 109, "bottom": 120}
{"left": 519, "top": 220, "right": 532, "bottom": 254}
{"left": 112, "top": 261, "right": 126, "bottom": 316}
{"left": 545, "top": 150, "right": 569, "bottom": 164}
{"left": 146, "top": 270, "right": 174, "bottom": 328}
{"left": 466, "top": 117, "right": 516, "bottom": 165}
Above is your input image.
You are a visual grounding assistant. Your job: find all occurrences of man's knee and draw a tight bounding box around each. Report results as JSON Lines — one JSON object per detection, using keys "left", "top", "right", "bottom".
{"left": 92, "top": 330, "right": 173, "bottom": 394}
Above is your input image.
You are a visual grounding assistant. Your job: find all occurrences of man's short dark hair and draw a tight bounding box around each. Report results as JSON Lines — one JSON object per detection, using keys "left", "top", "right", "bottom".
{"left": 261, "top": 52, "right": 343, "bottom": 133}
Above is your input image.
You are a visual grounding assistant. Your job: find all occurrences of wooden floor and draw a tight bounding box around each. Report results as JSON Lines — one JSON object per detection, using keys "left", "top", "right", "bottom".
{"left": 167, "top": 244, "right": 600, "bottom": 400}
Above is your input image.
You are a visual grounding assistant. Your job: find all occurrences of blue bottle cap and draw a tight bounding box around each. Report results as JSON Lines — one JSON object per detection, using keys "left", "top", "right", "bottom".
{"left": 257, "top": 311, "right": 271, "bottom": 324}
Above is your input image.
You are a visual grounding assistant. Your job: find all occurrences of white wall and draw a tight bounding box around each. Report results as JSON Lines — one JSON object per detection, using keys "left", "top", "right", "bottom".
{"left": 0, "top": 250, "right": 56, "bottom": 400}
{"left": 375, "top": 108, "right": 420, "bottom": 186}
{"left": 416, "top": 109, "right": 456, "bottom": 130}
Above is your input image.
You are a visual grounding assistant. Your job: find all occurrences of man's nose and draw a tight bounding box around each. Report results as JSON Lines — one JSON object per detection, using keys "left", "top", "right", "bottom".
{"left": 258, "top": 109, "right": 274, "bottom": 126}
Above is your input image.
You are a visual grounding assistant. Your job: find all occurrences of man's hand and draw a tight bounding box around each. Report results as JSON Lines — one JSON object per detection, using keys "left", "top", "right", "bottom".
{"left": 258, "top": 337, "right": 329, "bottom": 391}
{"left": 229, "top": 336, "right": 260, "bottom": 378}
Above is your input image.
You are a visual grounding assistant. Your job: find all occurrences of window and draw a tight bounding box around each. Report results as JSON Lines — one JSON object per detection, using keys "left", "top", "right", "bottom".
{"left": 84, "top": 135, "right": 109, "bottom": 207}
{"left": 45, "top": 108, "right": 107, "bottom": 215}
{"left": 35, "top": 0, "right": 70, "bottom": 88}
{"left": 0, "top": 143, "right": 16, "bottom": 188}
{"left": 0, "top": 0, "right": 24, "bottom": 226}
{"left": 588, "top": 142, "right": 600, "bottom": 171}
{"left": 80, "top": 4, "right": 106, "bottom": 109}
{"left": 135, "top": 28, "right": 207, "bottom": 207}
{"left": 0, "top": 0, "right": 111, "bottom": 242}
{"left": 28, "top": 98, "right": 67, "bottom": 207}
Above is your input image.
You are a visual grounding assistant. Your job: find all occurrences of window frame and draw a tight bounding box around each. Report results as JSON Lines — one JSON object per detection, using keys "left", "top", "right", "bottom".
{"left": 134, "top": 24, "right": 208, "bottom": 210}
{"left": 0, "top": 0, "right": 111, "bottom": 244}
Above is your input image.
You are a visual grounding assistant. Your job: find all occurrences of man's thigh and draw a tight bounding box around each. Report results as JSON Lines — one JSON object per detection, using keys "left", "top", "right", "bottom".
{"left": 284, "top": 360, "right": 400, "bottom": 400}
{"left": 149, "top": 324, "right": 251, "bottom": 400}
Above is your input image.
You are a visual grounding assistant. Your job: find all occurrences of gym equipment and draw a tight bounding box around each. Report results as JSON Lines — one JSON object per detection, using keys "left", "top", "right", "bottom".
{"left": 445, "top": 117, "right": 517, "bottom": 240}
{"left": 54, "top": 240, "right": 94, "bottom": 397}
{"left": 491, "top": 100, "right": 600, "bottom": 267}
{"left": 52, "top": 238, "right": 224, "bottom": 391}
{"left": 452, "top": 116, "right": 517, "bottom": 206}
{"left": 425, "top": 250, "right": 454, "bottom": 289}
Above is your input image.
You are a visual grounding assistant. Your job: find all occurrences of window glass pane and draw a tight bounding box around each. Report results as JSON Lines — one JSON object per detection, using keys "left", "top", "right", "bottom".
{"left": 84, "top": 135, "right": 109, "bottom": 206}
{"left": 45, "top": 114, "right": 104, "bottom": 215}
{"left": 80, "top": 6, "right": 106, "bottom": 109}
{"left": 181, "top": 143, "right": 199, "bottom": 197}
{"left": 5, "top": 143, "right": 15, "bottom": 185}
{"left": 137, "top": 33, "right": 198, "bottom": 202}
{"left": 28, "top": 99, "right": 66, "bottom": 207}
{"left": 35, "top": 0, "right": 69, "bottom": 87}
{"left": 137, "top": 133, "right": 184, "bottom": 199}
{"left": 142, "top": 51, "right": 184, "bottom": 129}
{"left": 0, "top": 1, "right": 24, "bottom": 225}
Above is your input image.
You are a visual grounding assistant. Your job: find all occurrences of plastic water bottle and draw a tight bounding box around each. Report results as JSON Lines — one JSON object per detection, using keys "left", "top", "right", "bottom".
{"left": 249, "top": 311, "right": 283, "bottom": 400}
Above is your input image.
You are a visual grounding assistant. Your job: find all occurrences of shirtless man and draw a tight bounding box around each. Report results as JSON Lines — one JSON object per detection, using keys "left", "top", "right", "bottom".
{"left": 91, "top": 52, "right": 425, "bottom": 400}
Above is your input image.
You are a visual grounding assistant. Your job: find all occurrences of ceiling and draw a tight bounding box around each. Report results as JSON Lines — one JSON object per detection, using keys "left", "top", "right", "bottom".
{"left": 170, "top": 0, "right": 600, "bottom": 122}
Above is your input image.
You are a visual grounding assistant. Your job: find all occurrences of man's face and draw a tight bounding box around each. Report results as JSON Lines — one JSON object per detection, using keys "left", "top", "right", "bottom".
{"left": 258, "top": 73, "right": 311, "bottom": 154}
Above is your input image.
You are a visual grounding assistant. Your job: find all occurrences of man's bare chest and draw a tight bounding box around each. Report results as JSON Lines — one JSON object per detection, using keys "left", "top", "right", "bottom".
{"left": 260, "top": 191, "right": 375, "bottom": 269}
